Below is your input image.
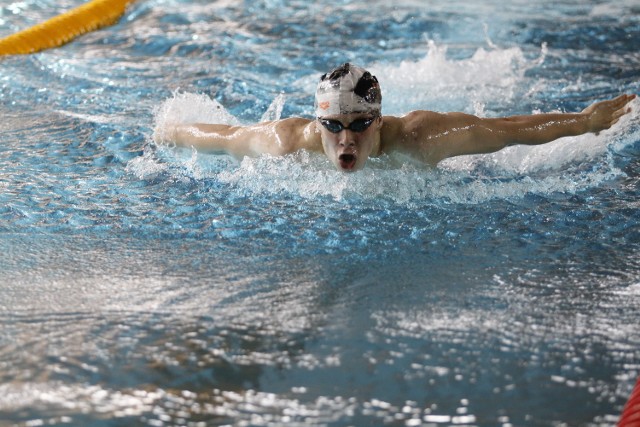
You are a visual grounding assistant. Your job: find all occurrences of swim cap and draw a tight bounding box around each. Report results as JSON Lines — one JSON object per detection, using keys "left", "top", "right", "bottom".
{"left": 314, "top": 63, "right": 381, "bottom": 118}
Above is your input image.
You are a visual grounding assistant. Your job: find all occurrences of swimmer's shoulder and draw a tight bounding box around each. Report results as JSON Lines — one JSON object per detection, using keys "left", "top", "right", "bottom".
{"left": 382, "top": 110, "right": 455, "bottom": 137}
{"left": 276, "top": 117, "right": 314, "bottom": 129}
{"left": 382, "top": 110, "right": 441, "bottom": 127}
{"left": 387, "top": 110, "right": 450, "bottom": 127}
{"left": 380, "top": 111, "right": 448, "bottom": 153}
{"left": 272, "top": 117, "right": 322, "bottom": 153}
{"left": 380, "top": 111, "right": 427, "bottom": 139}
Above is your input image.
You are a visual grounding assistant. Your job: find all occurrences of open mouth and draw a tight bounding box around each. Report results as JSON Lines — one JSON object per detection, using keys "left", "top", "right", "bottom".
{"left": 338, "top": 153, "right": 357, "bottom": 170}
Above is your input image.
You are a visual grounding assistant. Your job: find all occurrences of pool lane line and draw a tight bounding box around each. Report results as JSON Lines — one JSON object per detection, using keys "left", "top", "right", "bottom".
{"left": 619, "top": 376, "right": 640, "bottom": 427}
{"left": 0, "top": 0, "right": 136, "bottom": 56}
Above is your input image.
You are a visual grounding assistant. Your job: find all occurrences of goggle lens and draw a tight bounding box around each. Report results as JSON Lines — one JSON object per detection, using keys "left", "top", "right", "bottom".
{"left": 319, "top": 117, "right": 376, "bottom": 133}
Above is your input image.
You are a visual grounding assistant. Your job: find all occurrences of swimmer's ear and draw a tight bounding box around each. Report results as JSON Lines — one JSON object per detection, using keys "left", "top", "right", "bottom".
{"left": 375, "top": 116, "right": 383, "bottom": 130}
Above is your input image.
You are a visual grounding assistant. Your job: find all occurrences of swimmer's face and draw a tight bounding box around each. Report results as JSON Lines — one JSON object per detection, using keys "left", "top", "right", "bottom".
{"left": 317, "top": 113, "right": 382, "bottom": 172}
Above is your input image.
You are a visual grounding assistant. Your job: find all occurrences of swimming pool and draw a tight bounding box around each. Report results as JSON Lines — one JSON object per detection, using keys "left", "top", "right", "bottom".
{"left": 1, "top": 0, "right": 639, "bottom": 425}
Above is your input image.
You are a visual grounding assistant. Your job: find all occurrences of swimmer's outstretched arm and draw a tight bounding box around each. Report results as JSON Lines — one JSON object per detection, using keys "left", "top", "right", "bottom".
{"left": 413, "top": 94, "right": 636, "bottom": 164}
{"left": 158, "top": 118, "right": 317, "bottom": 158}
{"left": 163, "top": 122, "right": 277, "bottom": 157}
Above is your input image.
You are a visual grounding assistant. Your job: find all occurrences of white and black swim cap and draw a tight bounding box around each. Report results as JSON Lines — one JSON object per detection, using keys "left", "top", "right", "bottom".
{"left": 314, "top": 63, "right": 381, "bottom": 118}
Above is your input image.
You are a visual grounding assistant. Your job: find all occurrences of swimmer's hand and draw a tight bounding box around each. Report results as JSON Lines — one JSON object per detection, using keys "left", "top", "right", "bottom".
{"left": 582, "top": 94, "right": 636, "bottom": 135}
{"left": 153, "top": 121, "right": 179, "bottom": 145}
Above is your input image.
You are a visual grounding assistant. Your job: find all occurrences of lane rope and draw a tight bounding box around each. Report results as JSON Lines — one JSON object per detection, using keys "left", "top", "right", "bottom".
{"left": 619, "top": 377, "right": 640, "bottom": 427}
{"left": 0, "top": 0, "right": 135, "bottom": 55}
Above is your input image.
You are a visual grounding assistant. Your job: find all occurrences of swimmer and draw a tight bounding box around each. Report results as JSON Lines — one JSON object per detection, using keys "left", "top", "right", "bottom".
{"left": 160, "top": 63, "right": 636, "bottom": 172}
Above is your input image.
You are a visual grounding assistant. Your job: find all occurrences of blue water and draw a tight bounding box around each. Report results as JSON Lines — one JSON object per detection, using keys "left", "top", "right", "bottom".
{"left": 1, "top": 0, "right": 640, "bottom": 426}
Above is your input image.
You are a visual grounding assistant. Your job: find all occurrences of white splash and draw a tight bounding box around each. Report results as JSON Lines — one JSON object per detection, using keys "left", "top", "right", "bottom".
{"left": 151, "top": 91, "right": 240, "bottom": 145}
{"left": 125, "top": 146, "right": 169, "bottom": 180}
{"left": 261, "top": 93, "right": 286, "bottom": 122}
{"left": 369, "top": 40, "right": 546, "bottom": 115}
{"left": 128, "top": 92, "right": 243, "bottom": 181}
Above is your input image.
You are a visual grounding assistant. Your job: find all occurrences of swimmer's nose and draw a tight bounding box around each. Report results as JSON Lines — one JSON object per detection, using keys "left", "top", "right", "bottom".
{"left": 338, "top": 130, "right": 355, "bottom": 147}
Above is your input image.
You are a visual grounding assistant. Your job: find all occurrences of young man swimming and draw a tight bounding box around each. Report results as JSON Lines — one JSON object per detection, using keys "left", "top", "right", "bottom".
{"left": 161, "top": 63, "right": 636, "bottom": 172}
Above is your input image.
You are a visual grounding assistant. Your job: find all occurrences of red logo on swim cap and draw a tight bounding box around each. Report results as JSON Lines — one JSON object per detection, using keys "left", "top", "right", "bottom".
{"left": 319, "top": 101, "right": 330, "bottom": 110}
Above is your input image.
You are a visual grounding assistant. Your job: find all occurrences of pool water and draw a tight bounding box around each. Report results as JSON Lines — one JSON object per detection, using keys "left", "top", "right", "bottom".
{"left": 1, "top": 0, "right": 639, "bottom": 425}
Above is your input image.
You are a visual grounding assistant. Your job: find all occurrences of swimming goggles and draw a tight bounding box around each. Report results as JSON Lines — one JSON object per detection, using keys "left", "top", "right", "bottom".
{"left": 318, "top": 116, "right": 377, "bottom": 133}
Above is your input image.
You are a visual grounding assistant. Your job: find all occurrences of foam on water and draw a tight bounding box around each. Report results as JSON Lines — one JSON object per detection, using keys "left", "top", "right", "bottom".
{"left": 369, "top": 40, "right": 547, "bottom": 115}
{"left": 142, "top": 42, "right": 639, "bottom": 205}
